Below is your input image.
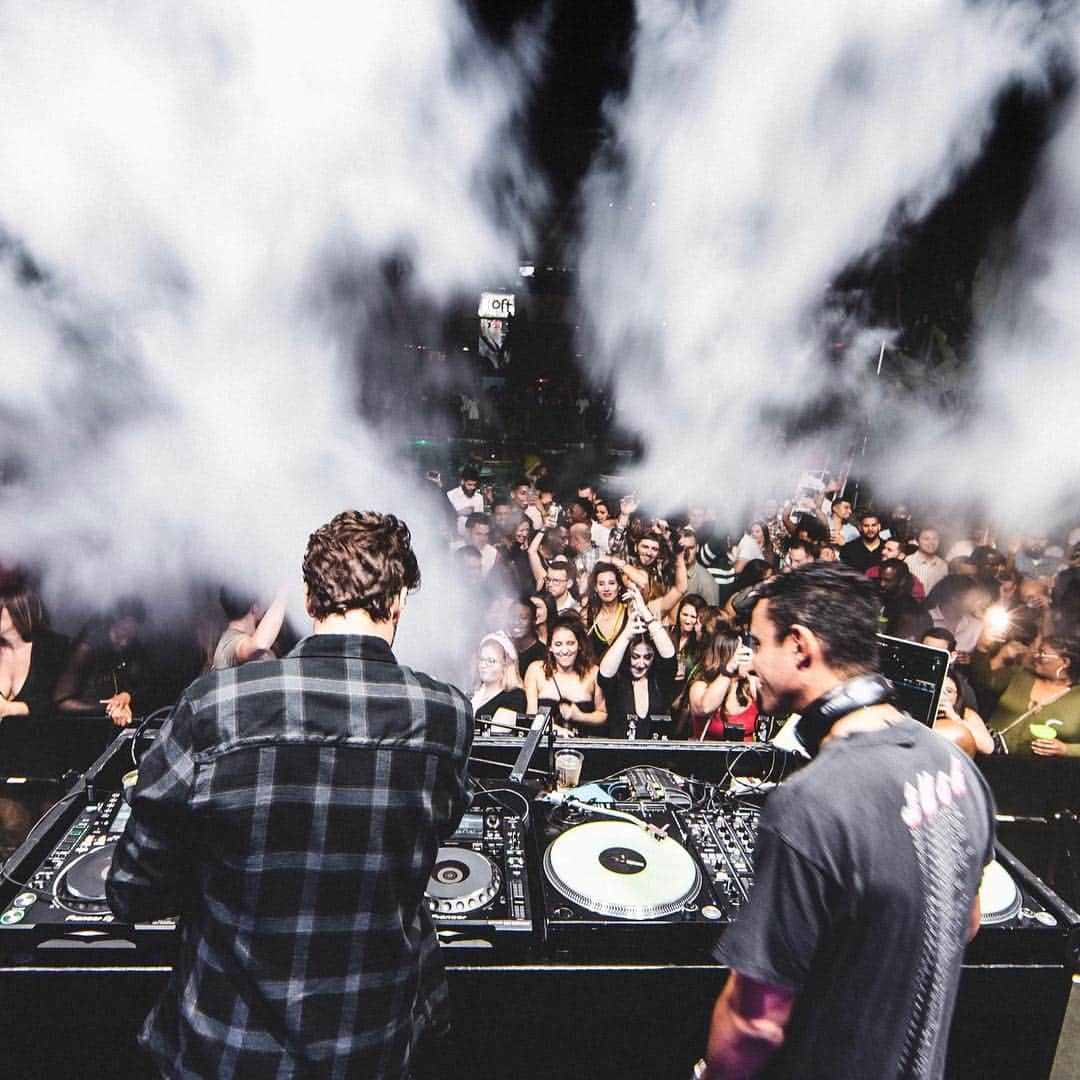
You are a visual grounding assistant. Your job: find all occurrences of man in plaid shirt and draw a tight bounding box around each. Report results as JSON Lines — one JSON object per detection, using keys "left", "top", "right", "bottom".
{"left": 107, "top": 511, "right": 473, "bottom": 1078}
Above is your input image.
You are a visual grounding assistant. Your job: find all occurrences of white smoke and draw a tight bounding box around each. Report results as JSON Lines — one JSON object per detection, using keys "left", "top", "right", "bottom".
{"left": 0, "top": 2, "right": 544, "bottom": 676}
{"left": 919, "top": 10, "right": 1080, "bottom": 530}
{"left": 578, "top": 0, "right": 1063, "bottom": 524}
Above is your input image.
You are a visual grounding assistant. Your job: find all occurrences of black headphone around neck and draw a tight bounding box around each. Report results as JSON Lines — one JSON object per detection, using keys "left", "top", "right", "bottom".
{"left": 795, "top": 673, "right": 896, "bottom": 757}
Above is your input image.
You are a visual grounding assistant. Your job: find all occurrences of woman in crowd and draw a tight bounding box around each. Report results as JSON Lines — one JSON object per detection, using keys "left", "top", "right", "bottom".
{"left": 670, "top": 593, "right": 706, "bottom": 703}
{"left": 935, "top": 671, "right": 995, "bottom": 756}
{"left": 506, "top": 596, "right": 546, "bottom": 677}
{"left": 597, "top": 586, "right": 677, "bottom": 738}
{"left": 970, "top": 630, "right": 1080, "bottom": 755}
{"left": 687, "top": 613, "right": 759, "bottom": 741}
{"left": 524, "top": 615, "right": 606, "bottom": 737}
{"left": 470, "top": 631, "right": 526, "bottom": 733}
{"left": 584, "top": 562, "right": 628, "bottom": 657}
{"left": 592, "top": 498, "right": 615, "bottom": 552}
{"left": 529, "top": 591, "right": 558, "bottom": 647}
{"left": 734, "top": 521, "right": 776, "bottom": 573}
{"left": 0, "top": 580, "right": 70, "bottom": 719}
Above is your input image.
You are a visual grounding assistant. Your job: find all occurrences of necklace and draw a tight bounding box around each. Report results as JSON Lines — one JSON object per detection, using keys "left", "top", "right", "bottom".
{"left": 1027, "top": 678, "right": 1071, "bottom": 711}
{"left": 589, "top": 603, "right": 625, "bottom": 645}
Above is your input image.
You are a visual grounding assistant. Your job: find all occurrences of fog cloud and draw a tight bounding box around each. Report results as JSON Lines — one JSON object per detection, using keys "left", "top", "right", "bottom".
{"left": 577, "top": 0, "right": 1063, "bottom": 524}
{"left": 0, "top": 1, "right": 543, "bottom": 674}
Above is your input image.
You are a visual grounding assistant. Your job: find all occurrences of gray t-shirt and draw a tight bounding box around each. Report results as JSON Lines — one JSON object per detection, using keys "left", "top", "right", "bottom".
{"left": 212, "top": 627, "right": 271, "bottom": 670}
{"left": 714, "top": 717, "right": 994, "bottom": 1080}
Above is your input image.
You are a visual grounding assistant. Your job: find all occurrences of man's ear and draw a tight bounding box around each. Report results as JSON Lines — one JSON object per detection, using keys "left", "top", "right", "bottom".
{"left": 390, "top": 586, "right": 408, "bottom": 624}
{"left": 788, "top": 624, "right": 819, "bottom": 670}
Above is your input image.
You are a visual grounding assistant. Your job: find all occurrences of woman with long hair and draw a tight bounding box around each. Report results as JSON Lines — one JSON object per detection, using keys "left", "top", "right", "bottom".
{"left": 935, "top": 671, "right": 995, "bottom": 756}
{"left": 524, "top": 615, "right": 606, "bottom": 736}
{"left": 528, "top": 591, "right": 559, "bottom": 646}
{"left": 0, "top": 579, "right": 70, "bottom": 719}
{"left": 687, "top": 613, "right": 759, "bottom": 741}
{"left": 597, "top": 586, "right": 677, "bottom": 738}
{"left": 669, "top": 592, "right": 706, "bottom": 705}
{"left": 584, "top": 562, "right": 628, "bottom": 657}
{"left": 470, "top": 631, "right": 526, "bottom": 734}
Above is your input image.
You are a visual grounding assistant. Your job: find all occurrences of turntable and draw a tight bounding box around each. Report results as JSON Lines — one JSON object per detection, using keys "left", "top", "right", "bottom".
{"left": 534, "top": 801, "right": 732, "bottom": 957}
{"left": 543, "top": 820, "right": 701, "bottom": 920}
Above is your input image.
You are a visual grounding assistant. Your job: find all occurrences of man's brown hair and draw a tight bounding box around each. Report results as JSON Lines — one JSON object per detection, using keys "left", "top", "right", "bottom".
{"left": 303, "top": 511, "right": 420, "bottom": 622}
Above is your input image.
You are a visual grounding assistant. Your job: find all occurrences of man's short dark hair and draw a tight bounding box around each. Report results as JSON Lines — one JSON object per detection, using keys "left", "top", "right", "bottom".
{"left": 465, "top": 512, "right": 490, "bottom": 531}
{"left": 858, "top": 510, "right": 879, "bottom": 523}
{"left": 219, "top": 586, "right": 256, "bottom": 622}
{"left": 546, "top": 558, "right": 571, "bottom": 579}
{"left": 569, "top": 498, "right": 594, "bottom": 521}
{"left": 752, "top": 563, "right": 879, "bottom": 676}
{"left": 303, "top": 511, "right": 420, "bottom": 622}
{"left": 921, "top": 627, "right": 956, "bottom": 651}
{"left": 460, "top": 466, "right": 480, "bottom": 482}
{"left": 797, "top": 515, "right": 830, "bottom": 544}
{"left": 785, "top": 538, "right": 819, "bottom": 559}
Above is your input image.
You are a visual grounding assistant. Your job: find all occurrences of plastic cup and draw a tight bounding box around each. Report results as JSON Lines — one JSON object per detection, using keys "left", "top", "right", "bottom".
{"left": 554, "top": 749, "right": 584, "bottom": 791}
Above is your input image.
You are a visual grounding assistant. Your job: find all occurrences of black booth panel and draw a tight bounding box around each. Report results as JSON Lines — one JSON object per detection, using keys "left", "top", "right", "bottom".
{"left": 0, "top": 963, "right": 1072, "bottom": 1080}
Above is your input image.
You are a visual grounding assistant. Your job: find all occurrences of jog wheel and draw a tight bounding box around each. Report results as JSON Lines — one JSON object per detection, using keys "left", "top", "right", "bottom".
{"left": 426, "top": 848, "right": 501, "bottom": 915}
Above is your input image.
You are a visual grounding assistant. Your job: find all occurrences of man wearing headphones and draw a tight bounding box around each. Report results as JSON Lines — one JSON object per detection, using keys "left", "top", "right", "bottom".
{"left": 698, "top": 563, "right": 994, "bottom": 1079}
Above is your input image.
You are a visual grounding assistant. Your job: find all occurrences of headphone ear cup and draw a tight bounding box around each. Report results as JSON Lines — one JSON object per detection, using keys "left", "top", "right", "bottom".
{"left": 795, "top": 674, "right": 895, "bottom": 756}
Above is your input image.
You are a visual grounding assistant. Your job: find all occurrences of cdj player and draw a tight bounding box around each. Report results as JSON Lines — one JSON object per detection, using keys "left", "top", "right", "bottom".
{"left": 0, "top": 788, "right": 176, "bottom": 963}
{"left": 426, "top": 804, "right": 535, "bottom": 950}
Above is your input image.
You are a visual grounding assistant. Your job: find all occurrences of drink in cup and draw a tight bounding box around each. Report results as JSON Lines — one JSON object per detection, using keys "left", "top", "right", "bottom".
{"left": 554, "top": 748, "right": 584, "bottom": 791}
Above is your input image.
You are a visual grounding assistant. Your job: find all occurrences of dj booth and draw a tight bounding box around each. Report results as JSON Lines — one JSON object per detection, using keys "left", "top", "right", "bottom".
{"left": 1, "top": 726, "right": 1078, "bottom": 1080}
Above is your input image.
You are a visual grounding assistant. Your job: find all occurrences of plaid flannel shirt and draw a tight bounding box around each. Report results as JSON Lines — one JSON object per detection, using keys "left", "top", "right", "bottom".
{"left": 107, "top": 634, "right": 472, "bottom": 1079}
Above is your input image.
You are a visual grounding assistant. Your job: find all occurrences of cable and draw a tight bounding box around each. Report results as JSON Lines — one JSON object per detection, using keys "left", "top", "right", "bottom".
{"left": 468, "top": 781, "right": 531, "bottom": 825}
{"left": 129, "top": 705, "right": 173, "bottom": 767}
{"left": 0, "top": 787, "right": 86, "bottom": 897}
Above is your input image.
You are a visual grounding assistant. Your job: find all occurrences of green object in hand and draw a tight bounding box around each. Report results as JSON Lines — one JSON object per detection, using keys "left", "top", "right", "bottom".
{"left": 1029, "top": 723, "right": 1058, "bottom": 741}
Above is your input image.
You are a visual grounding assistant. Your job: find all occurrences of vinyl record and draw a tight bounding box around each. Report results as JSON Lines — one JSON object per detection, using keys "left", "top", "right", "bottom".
{"left": 544, "top": 820, "right": 701, "bottom": 920}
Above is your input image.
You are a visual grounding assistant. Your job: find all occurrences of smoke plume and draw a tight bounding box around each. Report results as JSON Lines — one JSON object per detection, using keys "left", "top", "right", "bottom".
{"left": 577, "top": 0, "right": 1067, "bottom": 528}
{"left": 0, "top": 1, "right": 543, "bottom": 675}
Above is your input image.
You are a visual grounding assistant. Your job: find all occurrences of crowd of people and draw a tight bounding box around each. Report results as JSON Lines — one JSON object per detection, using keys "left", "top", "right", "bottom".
{"left": 435, "top": 463, "right": 1080, "bottom": 759}
{"left": 3, "top": 462, "right": 1079, "bottom": 763}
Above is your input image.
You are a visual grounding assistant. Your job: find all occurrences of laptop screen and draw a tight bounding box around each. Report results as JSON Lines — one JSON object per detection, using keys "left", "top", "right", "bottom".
{"left": 876, "top": 634, "right": 950, "bottom": 728}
